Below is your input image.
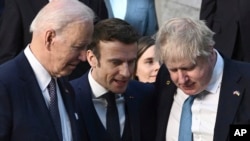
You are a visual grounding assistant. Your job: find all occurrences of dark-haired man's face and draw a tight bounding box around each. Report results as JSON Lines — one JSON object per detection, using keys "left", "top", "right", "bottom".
{"left": 88, "top": 40, "right": 137, "bottom": 94}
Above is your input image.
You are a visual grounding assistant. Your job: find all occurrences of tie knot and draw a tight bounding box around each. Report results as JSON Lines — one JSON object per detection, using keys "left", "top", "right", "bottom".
{"left": 185, "top": 95, "right": 195, "bottom": 103}
{"left": 48, "top": 78, "right": 56, "bottom": 89}
{"left": 103, "top": 92, "right": 116, "bottom": 106}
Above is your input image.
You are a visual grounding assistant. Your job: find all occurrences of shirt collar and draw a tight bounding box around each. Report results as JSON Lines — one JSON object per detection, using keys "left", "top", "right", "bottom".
{"left": 88, "top": 69, "right": 108, "bottom": 98}
{"left": 206, "top": 49, "right": 224, "bottom": 94}
{"left": 88, "top": 69, "right": 123, "bottom": 99}
{"left": 24, "top": 45, "right": 52, "bottom": 92}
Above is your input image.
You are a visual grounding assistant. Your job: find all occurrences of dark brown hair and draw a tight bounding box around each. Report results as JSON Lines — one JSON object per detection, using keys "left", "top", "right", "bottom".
{"left": 87, "top": 18, "right": 140, "bottom": 60}
{"left": 134, "top": 36, "right": 155, "bottom": 80}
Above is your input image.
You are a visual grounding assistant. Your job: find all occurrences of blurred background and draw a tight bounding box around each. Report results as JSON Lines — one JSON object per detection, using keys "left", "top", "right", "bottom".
{"left": 155, "top": 0, "right": 201, "bottom": 27}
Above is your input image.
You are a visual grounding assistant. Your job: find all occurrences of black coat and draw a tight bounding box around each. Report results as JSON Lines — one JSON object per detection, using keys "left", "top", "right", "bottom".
{"left": 200, "top": 0, "right": 250, "bottom": 62}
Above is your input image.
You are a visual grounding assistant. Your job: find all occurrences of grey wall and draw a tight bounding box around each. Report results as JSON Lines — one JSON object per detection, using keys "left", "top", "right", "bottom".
{"left": 155, "top": 0, "right": 201, "bottom": 27}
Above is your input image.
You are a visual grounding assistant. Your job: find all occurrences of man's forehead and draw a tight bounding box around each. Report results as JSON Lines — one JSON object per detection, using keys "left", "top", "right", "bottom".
{"left": 166, "top": 58, "right": 195, "bottom": 68}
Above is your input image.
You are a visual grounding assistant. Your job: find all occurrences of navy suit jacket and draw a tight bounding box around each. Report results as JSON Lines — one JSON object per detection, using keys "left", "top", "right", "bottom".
{"left": 0, "top": 52, "right": 85, "bottom": 141}
{"left": 104, "top": 0, "right": 158, "bottom": 36}
{"left": 154, "top": 56, "right": 250, "bottom": 141}
{"left": 200, "top": 0, "right": 250, "bottom": 61}
{"left": 70, "top": 71, "right": 156, "bottom": 141}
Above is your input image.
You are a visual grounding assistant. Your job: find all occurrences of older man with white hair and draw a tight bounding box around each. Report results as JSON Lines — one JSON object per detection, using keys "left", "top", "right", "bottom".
{"left": 0, "top": 0, "right": 94, "bottom": 140}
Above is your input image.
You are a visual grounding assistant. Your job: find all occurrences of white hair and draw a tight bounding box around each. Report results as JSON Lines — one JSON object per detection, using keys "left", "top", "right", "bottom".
{"left": 155, "top": 17, "right": 215, "bottom": 63}
{"left": 30, "top": 0, "right": 94, "bottom": 33}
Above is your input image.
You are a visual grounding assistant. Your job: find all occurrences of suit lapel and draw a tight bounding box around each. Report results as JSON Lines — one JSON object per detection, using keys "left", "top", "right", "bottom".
{"left": 156, "top": 78, "right": 176, "bottom": 141}
{"left": 76, "top": 74, "right": 110, "bottom": 141}
{"left": 214, "top": 59, "right": 244, "bottom": 141}
{"left": 58, "top": 78, "right": 79, "bottom": 141}
{"left": 124, "top": 89, "right": 140, "bottom": 141}
{"left": 124, "top": 0, "right": 131, "bottom": 20}
{"left": 17, "top": 53, "right": 58, "bottom": 139}
{"left": 17, "top": 53, "right": 79, "bottom": 140}
{"left": 103, "top": 0, "right": 113, "bottom": 18}
{"left": 155, "top": 65, "right": 177, "bottom": 141}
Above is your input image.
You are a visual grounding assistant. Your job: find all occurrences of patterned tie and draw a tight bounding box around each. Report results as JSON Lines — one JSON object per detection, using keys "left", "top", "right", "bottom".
{"left": 103, "top": 92, "right": 121, "bottom": 141}
{"left": 48, "top": 78, "right": 62, "bottom": 141}
{"left": 178, "top": 96, "right": 195, "bottom": 141}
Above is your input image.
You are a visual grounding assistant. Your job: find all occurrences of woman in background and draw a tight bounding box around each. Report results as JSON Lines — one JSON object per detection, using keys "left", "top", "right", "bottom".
{"left": 134, "top": 36, "right": 160, "bottom": 83}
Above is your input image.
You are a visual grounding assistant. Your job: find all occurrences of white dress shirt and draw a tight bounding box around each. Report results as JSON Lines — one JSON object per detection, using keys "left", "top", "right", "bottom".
{"left": 24, "top": 45, "right": 72, "bottom": 141}
{"left": 166, "top": 49, "right": 224, "bottom": 141}
{"left": 109, "top": 0, "right": 127, "bottom": 19}
{"left": 88, "top": 70, "right": 125, "bottom": 136}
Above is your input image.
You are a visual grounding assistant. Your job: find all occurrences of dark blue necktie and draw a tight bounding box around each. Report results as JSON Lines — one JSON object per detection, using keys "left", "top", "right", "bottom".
{"left": 178, "top": 96, "right": 195, "bottom": 141}
{"left": 103, "top": 92, "right": 121, "bottom": 141}
{"left": 48, "top": 78, "right": 62, "bottom": 141}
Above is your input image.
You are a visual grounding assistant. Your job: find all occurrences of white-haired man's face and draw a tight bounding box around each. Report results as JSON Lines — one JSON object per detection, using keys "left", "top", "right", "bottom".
{"left": 47, "top": 21, "right": 93, "bottom": 77}
{"left": 165, "top": 50, "right": 216, "bottom": 96}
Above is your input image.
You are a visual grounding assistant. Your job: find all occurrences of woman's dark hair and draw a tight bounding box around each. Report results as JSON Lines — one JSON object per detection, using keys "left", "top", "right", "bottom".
{"left": 134, "top": 36, "right": 155, "bottom": 80}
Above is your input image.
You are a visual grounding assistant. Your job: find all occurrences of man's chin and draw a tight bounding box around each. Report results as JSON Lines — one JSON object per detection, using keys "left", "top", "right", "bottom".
{"left": 57, "top": 70, "right": 73, "bottom": 78}
{"left": 68, "top": 65, "right": 77, "bottom": 70}
{"left": 182, "top": 89, "right": 200, "bottom": 95}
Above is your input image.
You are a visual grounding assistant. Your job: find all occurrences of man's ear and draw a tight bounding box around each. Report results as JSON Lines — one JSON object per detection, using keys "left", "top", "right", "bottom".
{"left": 45, "top": 29, "right": 56, "bottom": 50}
{"left": 87, "top": 50, "right": 98, "bottom": 68}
